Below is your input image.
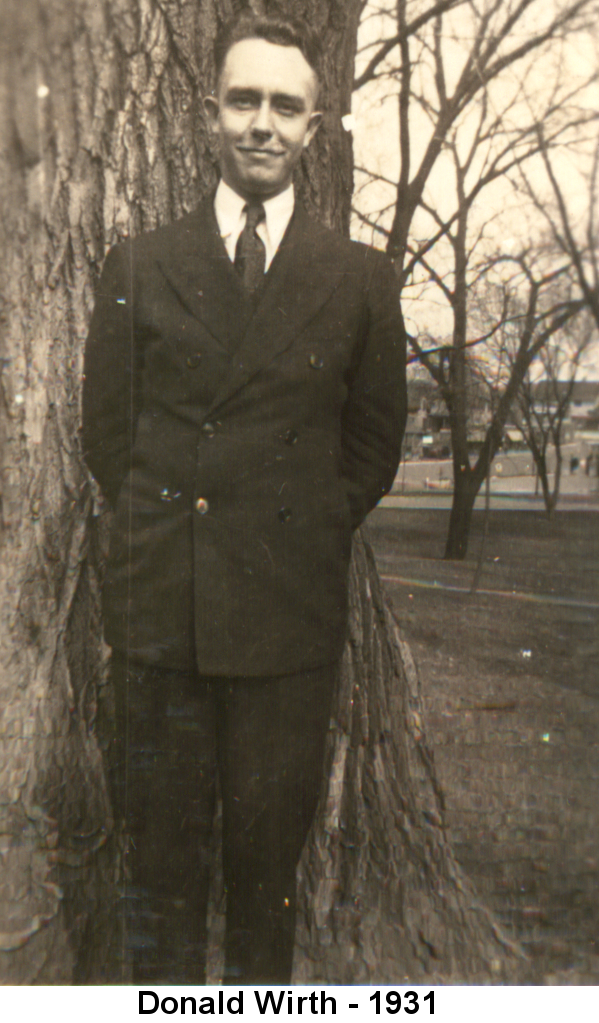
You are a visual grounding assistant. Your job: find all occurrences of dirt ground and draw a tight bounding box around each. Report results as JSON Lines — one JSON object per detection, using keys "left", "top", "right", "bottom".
{"left": 365, "top": 506, "right": 599, "bottom": 984}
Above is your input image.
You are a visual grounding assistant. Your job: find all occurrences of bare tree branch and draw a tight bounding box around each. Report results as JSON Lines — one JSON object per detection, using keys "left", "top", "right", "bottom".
{"left": 353, "top": 0, "right": 467, "bottom": 89}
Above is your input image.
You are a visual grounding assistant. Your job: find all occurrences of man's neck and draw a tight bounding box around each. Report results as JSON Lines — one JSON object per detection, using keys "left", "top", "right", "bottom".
{"left": 214, "top": 180, "right": 295, "bottom": 270}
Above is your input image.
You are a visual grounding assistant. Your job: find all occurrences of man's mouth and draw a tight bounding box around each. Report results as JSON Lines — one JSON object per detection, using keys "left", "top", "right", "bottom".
{"left": 237, "top": 146, "right": 285, "bottom": 156}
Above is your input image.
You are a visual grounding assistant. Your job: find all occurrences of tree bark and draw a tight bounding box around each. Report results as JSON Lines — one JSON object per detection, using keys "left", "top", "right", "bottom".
{"left": 0, "top": 0, "right": 524, "bottom": 984}
{"left": 294, "top": 536, "right": 525, "bottom": 982}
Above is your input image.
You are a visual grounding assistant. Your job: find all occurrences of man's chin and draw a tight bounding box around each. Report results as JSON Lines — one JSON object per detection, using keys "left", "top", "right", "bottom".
{"left": 233, "top": 173, "right": 290, "bottom": 200}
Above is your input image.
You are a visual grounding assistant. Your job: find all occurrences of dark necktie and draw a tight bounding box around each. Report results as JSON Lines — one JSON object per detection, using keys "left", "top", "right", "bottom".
{"left": 234, "top": 202, "right": 266, "bottom": 294}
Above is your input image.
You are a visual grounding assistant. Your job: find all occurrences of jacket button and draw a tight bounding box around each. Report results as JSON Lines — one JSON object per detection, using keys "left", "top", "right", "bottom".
{"left": 201, "top": 421, "right": 216, "bottom": 437}
{"left": 309, "top": 354, "right": 324, "bottom": 369}
{"left": 195, "top": 497, "right": 209, "bottom": 515}
{"left": 187, "top": 353, "right": 202, "bottom": 368}
{"left": 278, "top": 507, "right": 292, "bottom": 523}
{"left": 284, "top": 428, "right": 298, "bottom": 445}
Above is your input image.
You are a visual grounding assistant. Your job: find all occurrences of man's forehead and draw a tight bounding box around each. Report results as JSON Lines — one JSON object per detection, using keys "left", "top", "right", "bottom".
{"left": 219, "top": 38, "right": 319, "bottom": 99}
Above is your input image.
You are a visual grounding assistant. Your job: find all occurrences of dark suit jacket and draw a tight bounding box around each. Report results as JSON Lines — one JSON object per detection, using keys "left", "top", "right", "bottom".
{"left": 82, "top": 198, "right": 407, "bottom": 676}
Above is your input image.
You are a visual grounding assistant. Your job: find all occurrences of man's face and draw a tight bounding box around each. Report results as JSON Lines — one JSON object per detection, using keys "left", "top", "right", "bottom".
{"left": 205, "top": 38, "right": 322, "bottom": 201}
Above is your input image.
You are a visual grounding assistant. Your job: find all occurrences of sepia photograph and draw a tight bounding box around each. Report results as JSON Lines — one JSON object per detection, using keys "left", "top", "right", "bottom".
{"left": 0, "top": 0, "right": 597, "bottom": 998}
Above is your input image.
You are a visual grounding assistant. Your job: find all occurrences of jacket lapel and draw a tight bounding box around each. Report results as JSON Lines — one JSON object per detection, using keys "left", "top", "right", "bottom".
{"left": 206, "top": 207, "right": 346, "bottom": 416}
{"left": 157, "top": 199, "right": 247, "bottom": 353}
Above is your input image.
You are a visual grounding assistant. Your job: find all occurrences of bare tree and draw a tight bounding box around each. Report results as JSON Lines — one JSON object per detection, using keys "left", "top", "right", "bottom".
{"left": 518, "top": 127, "right": 599, "bottom": 329}
{"left": 420, "top": 248, "right": 586, "bottom": 555}
{"left": 355, "top": 0, "right": 598, "bottom": 272}
{"left": 512, "top": 313, "right": 595, "bottom": 516}
{"left": 0, "top": 0, "right": 527, "bottom": 985}
{"left": 352, "top": 0, "right": 598, "bottom": 557}
{"left": 358, "top": 128, "right": 590, "bottom": 557}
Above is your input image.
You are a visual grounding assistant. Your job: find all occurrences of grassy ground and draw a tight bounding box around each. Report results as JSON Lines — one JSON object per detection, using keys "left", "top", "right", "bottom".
{"left": 365, "top": 507, "right": 599, "bottom": 983}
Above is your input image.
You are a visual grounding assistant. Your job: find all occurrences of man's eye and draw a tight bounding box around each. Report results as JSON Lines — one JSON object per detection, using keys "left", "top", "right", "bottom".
{"left": 276, "top": 104, "right": 299, "bottom": 116}
{"left": 225, "top": 96, "right": 256, "bottom": 110}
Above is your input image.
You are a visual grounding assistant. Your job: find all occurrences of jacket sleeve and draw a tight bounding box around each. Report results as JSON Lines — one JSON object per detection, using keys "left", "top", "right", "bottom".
{"left": 82, "top": 241, "right": 143, "bottom": 507}
{"left": 341, "top": 250, "right": 407, "bottom": 530}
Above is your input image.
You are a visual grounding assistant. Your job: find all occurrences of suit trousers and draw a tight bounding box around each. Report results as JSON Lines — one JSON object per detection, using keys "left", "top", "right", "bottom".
{"left": 104, "top": 654, "right": 337, "bottom": 984}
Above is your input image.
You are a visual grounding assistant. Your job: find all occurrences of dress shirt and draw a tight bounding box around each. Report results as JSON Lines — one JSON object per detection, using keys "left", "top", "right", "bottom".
{"left": 214, "top": 179, "right": 295, "bottom": 272}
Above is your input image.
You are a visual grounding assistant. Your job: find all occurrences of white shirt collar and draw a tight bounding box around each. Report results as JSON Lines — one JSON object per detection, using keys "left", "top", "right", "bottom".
{"left": 214, "top": 179, "right": 295, "bottom": 272}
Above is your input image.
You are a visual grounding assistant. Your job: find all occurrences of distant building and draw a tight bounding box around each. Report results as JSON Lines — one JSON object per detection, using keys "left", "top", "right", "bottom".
{"left": 532, "top": 379, "right": 599, "bottom": 422}
{"left": 404, "top": 363, "right": 491, "bottom": 458}
{"left": 508, "top": 378, "right": 599, "bottom": 447}
{"left": 404, "top": 363, "right": 599, "bottom": 470}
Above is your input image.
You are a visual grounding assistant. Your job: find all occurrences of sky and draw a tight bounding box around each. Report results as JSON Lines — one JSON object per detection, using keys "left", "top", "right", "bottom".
{"left": 348, "top": 0, "right": 599, "bottom": 377}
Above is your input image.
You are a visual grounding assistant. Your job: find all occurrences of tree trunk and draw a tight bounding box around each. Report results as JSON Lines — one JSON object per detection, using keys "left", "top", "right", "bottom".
{"left": 551, "top": 445, "right": 563, "bottom": 517}
{"left": 442, "top": 192, "right": 481, "bottom": 563}
{"left": 536, "top": 453, "right": 554, "bottom": 517}
{"left": 0, "top": 0, "right": 524, "bottom": 984}
{"left": 443, "top": 355, "right": 532, "bottom": 560}
{"left": 444, "top": 468, "right": 481, "bottom": 561}
{"left": 294, "top": 536, "right": 525, "bottom": 982}
{"left": 528, "top": 440, "right": 560, "bottom": 519}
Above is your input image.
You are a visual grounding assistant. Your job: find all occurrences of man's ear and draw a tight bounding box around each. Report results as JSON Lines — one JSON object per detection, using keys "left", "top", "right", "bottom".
{"left": 303, "top": 111, "right": 323, "bottom": 148}
{"left": 204, "top": 95, "right": 220, "bottom": 132}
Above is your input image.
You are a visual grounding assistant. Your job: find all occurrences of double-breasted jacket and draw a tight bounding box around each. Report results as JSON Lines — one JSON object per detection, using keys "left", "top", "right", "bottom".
{"left": 82, "top": 199, "right": 407, "bottom": 676}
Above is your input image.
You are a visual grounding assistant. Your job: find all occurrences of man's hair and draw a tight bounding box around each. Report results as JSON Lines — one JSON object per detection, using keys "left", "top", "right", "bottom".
{"left": 214, "top": 10, "right": 323, "bottom": 87}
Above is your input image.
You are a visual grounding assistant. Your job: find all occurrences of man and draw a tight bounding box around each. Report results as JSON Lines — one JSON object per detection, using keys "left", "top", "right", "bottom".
{"left": 83, "top": 11, "right": 407, "bottom": 985}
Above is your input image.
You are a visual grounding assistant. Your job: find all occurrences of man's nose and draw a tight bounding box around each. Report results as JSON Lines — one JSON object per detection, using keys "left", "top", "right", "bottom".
{"left": 250, "top": 101, "right": 274, "bottom": 138}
